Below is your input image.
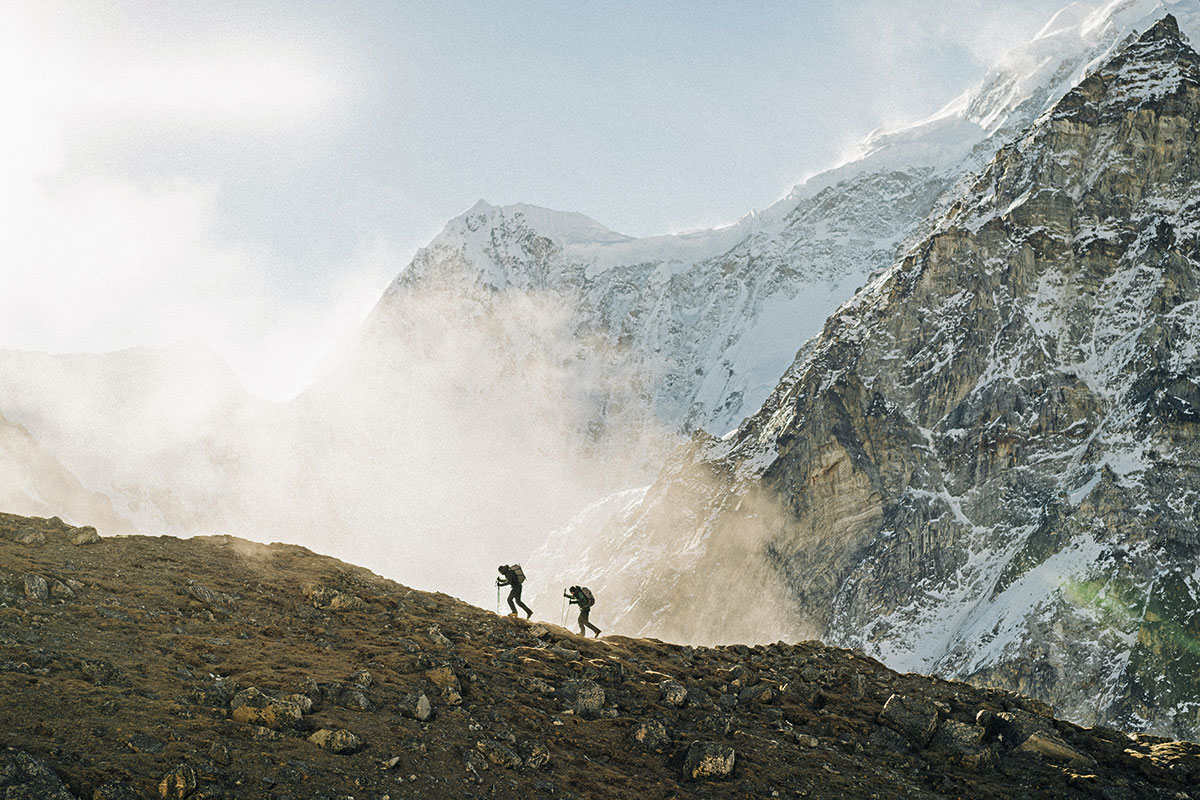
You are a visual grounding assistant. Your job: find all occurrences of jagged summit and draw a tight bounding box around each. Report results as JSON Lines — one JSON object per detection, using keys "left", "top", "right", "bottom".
{"left": 546, "top": 11, "right": 1200, "bottom": 741}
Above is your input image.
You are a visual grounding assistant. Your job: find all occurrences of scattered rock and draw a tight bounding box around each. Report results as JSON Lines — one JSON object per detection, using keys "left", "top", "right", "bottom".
{"left": 78, "top": 659, "right": 128, "bottom": 687}
{"left": 70, "top": 526, "right": 101, "bottom": 546}
{"left": 230, "top": 687, "right": 302, "bottom": 729}
{"left": 297, "top": 676, "right": 322, "bottom": 702}
{"left": 189, "top": 679, "right": 234, "bottom": 708}
{"left": 335, "top": 687, "right": 375, "bottom": 712}
{"left": 428, "top": 626, "right": 453, "bottom": 647}
{"left": 630, "top": 718, "right": 671, "bottom": 751}
{"left": 328, "top": 592, "right": 366, "bottom": 611}
{"left": 281, "top": 693, "right": 314, "bottom": 714}
{"left": 347, "top": 668, "right": 372, "bottom": 688}
{"left": 930, "top": 718, "right": 986, "bottom": 753}
{"left": 0, "top": 748, "right": 77, "bottom": 799}
{"left": 207, "top": 742, "right": 230, "bottom": 765}
{"left": 516, "top": 676, "right": 555, "bottom": 695}
{"left": 14, "top": 528, "right": 45, "bottom": 545}
{"left": 795, "top": 733, "right": 820, "bottom": 748}
{"left": 738, "top": 683, "right": 773, "bottom": 705}
{"left": 22, "top": 574, "right": 48, "bottom": 603}
{"left": 426, "top": 664, "right": 462, "bottom": 705}
{"left": 158, "top": 763, "right": 197, "bottom": 799}
{"left": 528, "top": 624, "right": 550, "bottom": 639}
{"left": 398, "top": 692, "right": 432, "bottom": 721}
{"left": 1016, "top": 730, "right": 1097, "bottom": 769}
{"left": 559, "top": 679, "right": 605, "bottom": 717}
{"left": 309, "top": 728, "right": 364, "bottom": 755}
{"left": 126, "top": 732, "right": 167, "bottom": 754}
{"left": 520, "top": 741, "right": 550, "bottom": 769}
{"left": 880, "top": 694, "right": 939, "bottom": 748}
{"left": 476, "top": 739, "right": 522, "bottom": 769}
{"left": 93, "top": 778, "right": 142, "bottom": 800}
{"left": 683, "top": 741, "right": 736, "bottom": 780}
{"left": 182, "top": 582, "right": 236, "bottom": 611}
{"left": 49, "top": 580, "right": 75, "bottom": 600}
{"left": 992, "top": 710, "right": 1055, "bottom": 748}
{"left": 659, "top": 679, "right": 687, "bottom": 707}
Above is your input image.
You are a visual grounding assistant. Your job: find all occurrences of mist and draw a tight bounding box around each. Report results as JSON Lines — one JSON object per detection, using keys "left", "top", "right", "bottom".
{"left": 0, "top": 277, "right": 682, "bottom": 614}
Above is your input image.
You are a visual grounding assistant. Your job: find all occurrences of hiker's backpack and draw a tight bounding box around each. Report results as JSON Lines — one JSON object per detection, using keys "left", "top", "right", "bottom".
{"left": 577, "top": 586, "right": 595, "bottom": 608}
{"left": 509, "top": 564, "right": 526, "bottom": 584}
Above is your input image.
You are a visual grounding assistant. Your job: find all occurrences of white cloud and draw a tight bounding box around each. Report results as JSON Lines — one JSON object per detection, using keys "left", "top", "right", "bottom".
{"left": 0, "top": 0, "right": 359, "bottom": 401}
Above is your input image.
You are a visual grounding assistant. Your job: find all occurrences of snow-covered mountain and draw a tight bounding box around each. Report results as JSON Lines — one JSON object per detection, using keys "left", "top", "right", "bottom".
{"left": 540, "top": 14, "right": 1200, "bottom": 740}
{"left": 361, "top": 1, "right": 1200, "bottom": 442}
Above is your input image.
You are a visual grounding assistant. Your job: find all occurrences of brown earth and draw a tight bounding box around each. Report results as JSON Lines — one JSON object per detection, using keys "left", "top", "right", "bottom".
{"left": 1, "top": 511, "right": 1198, "bottom": 800}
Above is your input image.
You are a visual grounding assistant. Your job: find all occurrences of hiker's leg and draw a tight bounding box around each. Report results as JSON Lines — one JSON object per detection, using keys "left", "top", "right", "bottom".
{"left": 507, "top": 589, "right": 518, "bottom": 615}
{"left": 512, "top": 585, "right": 532, "bottom": 617}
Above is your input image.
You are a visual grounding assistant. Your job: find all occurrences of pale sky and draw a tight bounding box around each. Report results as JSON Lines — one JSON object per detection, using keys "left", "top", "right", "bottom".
{"left": 1, "top": 0, "right": 1070, "bottom": 400}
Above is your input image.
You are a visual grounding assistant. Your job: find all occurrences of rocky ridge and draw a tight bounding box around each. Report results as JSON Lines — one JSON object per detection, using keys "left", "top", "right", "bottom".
{"left": 3, "top": 511, "right": 1200, "bottom": 799}
{"left": 547, "top": 14, "right": 1200, "bottom": 741}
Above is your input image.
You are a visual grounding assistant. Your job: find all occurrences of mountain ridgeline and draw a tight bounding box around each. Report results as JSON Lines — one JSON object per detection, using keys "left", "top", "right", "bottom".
{"left": 4, "top": 513, "right": 1200, "bottom": 799}
{"left": 564, "top": 16, "right": 1200, "bottom": 740}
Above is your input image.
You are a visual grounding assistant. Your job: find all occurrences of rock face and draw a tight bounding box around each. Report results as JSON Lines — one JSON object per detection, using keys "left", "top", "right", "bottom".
{"left": 574, "top": 15, "right": 1200, "bottom": 741}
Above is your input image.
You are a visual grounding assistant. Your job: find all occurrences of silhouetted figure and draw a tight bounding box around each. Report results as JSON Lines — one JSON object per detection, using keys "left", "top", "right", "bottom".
{"left": 497, "top": 564, "right": 532, "bottom": 618}
{"left": 565, "top": 585, "right": 601, "bottom": 637}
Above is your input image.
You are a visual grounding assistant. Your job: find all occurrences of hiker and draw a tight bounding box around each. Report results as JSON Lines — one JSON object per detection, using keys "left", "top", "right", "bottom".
{"left": 497, "top": 564, "right": 533, "bottom": 618}
{"left": 565, "top": 585, "right": 601, "bottom": 637}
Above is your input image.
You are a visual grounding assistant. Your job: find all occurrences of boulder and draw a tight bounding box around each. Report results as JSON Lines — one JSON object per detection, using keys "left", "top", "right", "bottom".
{"left": 992, "top": 710, "right": 1055, "bottom": 748}
{"left": 560, "top": 679, "right": 605, "bottom": 717}
{"left": 14, "top": 528, "right": 45, "bottom": 545}
{"left": 1015, "top": 730, "right": 1097, "bottom": 769}
{"left": 630, "top": 718, "right": 671, "bottom": 751}
{"left": 309, "top": 728, "right": 364, "bottom": 755}
{"left": 157, "top": 763, "right": 197, "bottom": 799}
{"left": 683, "top": 741, "right": 736, "bottom": 780}
{"left": 476, "top": 740, "right": 522, "bottom": 769}
{"left": 930, "top": 718, "right": 986, "bottom": 753}
{"left": 738, "top": 683, "right": 773, "bottom": 705}
{"left": 49, "top": 580, "right": 75, "bottom": 600}
{"left": 0, "top": 748, "right": 77, "bottom": 799}
{"left": 70, "top": 526, "right": 101, "bottom": 545}
{"left": 93, "top": 778, "right": 142, "bottom": 799}
{"left": 425, "top": 665, "right": 460, "bottom": 692}
{"left": 21, "top": 574, "right": 48, "bottom": 603}
{"left": 281, "top": 693, "right": 314, "bottom": 714}
{"left": 520, "top": 741, "right": 551, "bottom": 769}
{"left": 329, "top": 592, "right": 366, "bottom": 611}
{"left": 398, "top": 692, "right": 432, "bottom": 721}
{"left": 659, "top": 679, "right": 687, "bottom": 707}
{"left": 230, "top": 687, "right": 303, "bottom": 728}
{"left": 880, "top": 694, "right": 939, "bottom": 748}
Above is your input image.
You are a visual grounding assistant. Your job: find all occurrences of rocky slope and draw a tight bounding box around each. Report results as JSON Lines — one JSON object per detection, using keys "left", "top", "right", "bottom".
{"left": 548, "top": 15, "right": 1200, "bottom": 741}
{"left": 4, "top": 511, "right": 1200, "bottom": 800}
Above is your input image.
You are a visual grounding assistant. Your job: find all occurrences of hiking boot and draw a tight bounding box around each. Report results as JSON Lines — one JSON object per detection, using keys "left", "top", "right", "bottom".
{"left": 507, "top": 611, "right": 517, "bottom": 617}
{"left": 525, "top": 609, "right": 533, "bottom": 619}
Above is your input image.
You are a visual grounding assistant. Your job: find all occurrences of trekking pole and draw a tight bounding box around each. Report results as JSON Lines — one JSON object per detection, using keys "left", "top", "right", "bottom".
{"left": 496, "top": 583, "right": 500, "bottom": 614}
{"left": 561, "top": 595, "right": 567, "bottom": 627}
